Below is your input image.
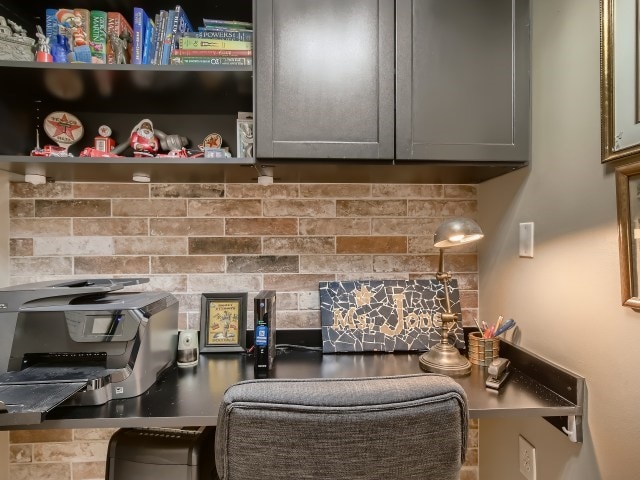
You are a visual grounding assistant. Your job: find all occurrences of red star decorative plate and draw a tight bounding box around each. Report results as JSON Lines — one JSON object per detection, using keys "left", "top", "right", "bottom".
{"left": 43, "top": 111, "right": 84, "bottom": 147}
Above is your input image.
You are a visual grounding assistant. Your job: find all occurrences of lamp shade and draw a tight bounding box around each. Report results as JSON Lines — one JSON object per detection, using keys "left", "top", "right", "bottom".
{"left": 434, "top": 217, "right": 484, "bottom": 248}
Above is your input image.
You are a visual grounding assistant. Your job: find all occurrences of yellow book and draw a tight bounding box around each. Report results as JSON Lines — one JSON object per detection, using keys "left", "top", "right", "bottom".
{"left": 178, "top": 37, "right": 251, "bottom": 50}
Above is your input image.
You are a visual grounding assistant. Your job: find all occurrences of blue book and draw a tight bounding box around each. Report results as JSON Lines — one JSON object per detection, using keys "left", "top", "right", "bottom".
{"left": 45, "top": 8, "right": 59, "bottom": 43}
{"left": 186, "top": 29, "right": 253, "bottom": 42}
{"left": 152, "top": 10, "right": 168, "bottom": 65}
{"left": 141, "top": 14, "right": 155, "bottom": 64}
{"left": 132, "top": 7, "right": 149, "bottom": 65}
{"left": 160, "top": 9, "right": 175, "bottom": 65}
{"left": 162, "top": 5, "right": 193, "bottom": 65}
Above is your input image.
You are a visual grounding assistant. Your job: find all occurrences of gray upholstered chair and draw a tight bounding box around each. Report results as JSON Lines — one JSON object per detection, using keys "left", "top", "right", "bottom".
{"left": 214, "top": 373, "right": 468, "bottom": 480}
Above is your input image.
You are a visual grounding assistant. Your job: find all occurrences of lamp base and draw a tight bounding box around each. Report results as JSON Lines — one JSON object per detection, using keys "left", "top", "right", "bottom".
{"left": 419, "top": 343, "right": 471, "bottom": 377}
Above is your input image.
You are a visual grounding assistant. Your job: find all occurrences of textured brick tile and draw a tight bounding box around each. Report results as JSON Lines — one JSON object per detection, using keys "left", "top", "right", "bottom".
{"left": 299, "top": 184, "right": 371, "bottom": 198}
{"left": 439, "top": 254, "right": 478, "bottom": 272}
{"left": 339, "top": 273, "right": 410, "bottom": 281}
{"left": 227, "top": 256, "right": 299, "bottom": 273}
{"left": 73, "top": 183, "right": 149, "bottom": 198}
{"left": 151, "top": 256, "right": 225, "bottom": 274}
{"left": 336, "top": 199, "right": 406, "bottom": 217}
{"left": 9, "top": 444, "right": 32, "bottom": 463}
{"left": 372, "top": 184, "right": 443, "bottom": 198}
{"left": 151, "top": 218, "right": 223, "bottom": 236}
{"left": 174, "top": 293, "right": 200, "bottom": 311}
{"left": 35, "top": 200, "right": 111, "bottom": 217}
{"left": 226, "top": 218, "right": 298, "bottom": 235}
{"left": 467, "top": 427, "right": 479, "bottom": 448}
{"left": 407, "top": 200, "right": 477, "bottom": 217}
{"left": 33, "top": 441, "right": 109, "bottom": 462}
{"left": 463, "top": 448, "right": 479, "bottom": 466}
{"left": 74, "top": 256, "right": 149, "bottom": 275}
{"left": 226, "top": 184, "right": 299, "bottom": 198}
{"left": 189, "top": 237, "right": 261, "bottom": 254}
{"left": 128, "top": 275, "right": 188, "bottom": 293}
{"left": 462, "top": 309, "right": 479, "bottom": 328}
{"left": 277, "top": 310, "right": 320, "bottom": 328}
{"left": 10, "top": 238, "right": 33, "bottom": 256}
{"left": 10, "top": 218, "right": 72, "bottom": 237}
{"left": 73, "top": 428, "right": 118, "bottom": 441}
{"left": 263, "top": 199, "right": 335, "bottom": 217}
{"left": 33, "top": 237, "right": 114, "bottom": 256}
{"left": 263, "top": 274, "right": 334, "bottom": 291}
{"left": 460, "top": 290, "right": 478, "bottom": 309}
{"left": 372, "top": 218, "right": 439, "bottom": 235}
{"left": 263, "top": 237, "right": 335, "bottom": 254}
{"left": 188, "top": 199, "right": 261, "bottom": 217}
{"left": 11, "top": 257, "right": 72, "bottom": 276}
{"left": 112, "top": 199, "right": 187, "bottom": 217}
{"left": 336, "top": 236, "right": 406, "bottom": 254}
{"left": 189, "top": 274, "right": 262, "bottom": 293}
{"left": 151, "top": 183, "right": 224, "bottom": 198}
{"left": 10, "top": 182, "right": 72, "bottom": 198}
{"left": 459, "top": 466, "right": 479, "bottom": 480}
{"left": 372, "top": 255, "right": 438, "bottom": 273}
{"left": 299, "top": 218, "right": 370, "bottom": 235}
{"left": 298, "top": 291, "right": 320, "bottom": 310}
{"left": 300, "top": 255, "right": 372, "bottom": 273}
{"left": 409, "top": 273, "right": 478, "bottom": 291}
{"left": 11, "top": 429, "right": 73, "bottom": 443}
{"left": 74, "top": 218, "right": 148, "bottom": 236}
{"left": 72, "top": 461, "right": 106, "bottom": 480}
{"left": 407, "top": 236, "right": 439, "bottom": 254}
{"left": 113, "top": 237, "right": 186, "bottom": 255}
{"left": 275, "top": 292, "right": 298, "bottom": 310}
{"left": 10, "top": 463, "right": 70, "bottom": 480}
{"left": 10, "top": 199, "right": 34, "bottom": 217}
{"left": 444, "top": 185, "right": 476, "bottom": 199}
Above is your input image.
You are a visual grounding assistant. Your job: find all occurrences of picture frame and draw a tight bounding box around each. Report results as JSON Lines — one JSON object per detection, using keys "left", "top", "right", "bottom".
{"left": 236, "top": 112, "right": 254, "bottom": 158}
{"left": 199, "top": 293, "right": 247, "bottom": 352}
{"left": 615, "top": 161, "right": 640, "bottom": 308}
{"left": 601, "top": 0, "right": 640, "bottom": 162}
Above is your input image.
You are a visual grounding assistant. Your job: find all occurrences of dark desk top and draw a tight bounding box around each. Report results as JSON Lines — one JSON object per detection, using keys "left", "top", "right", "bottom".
{"left": 3, "top": 348, "right": 582, "bottom": 431}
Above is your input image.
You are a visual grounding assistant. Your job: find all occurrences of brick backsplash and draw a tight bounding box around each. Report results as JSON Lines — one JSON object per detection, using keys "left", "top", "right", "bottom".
{"left": 7, "top": 181, "right": 479, "bottom": 480}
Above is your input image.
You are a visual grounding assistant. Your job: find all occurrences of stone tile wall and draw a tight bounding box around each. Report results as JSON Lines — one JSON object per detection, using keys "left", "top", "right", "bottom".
{"left": 7, "top": 181, "right": 479, "bottom": 480}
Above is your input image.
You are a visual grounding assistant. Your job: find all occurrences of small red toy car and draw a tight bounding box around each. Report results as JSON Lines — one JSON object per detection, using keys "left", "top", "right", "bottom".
{"left": 79, "top": 147, "right": 123, "bottom": 158}
{"left": 31, "top": 145, "right": 70, "bottom": 157}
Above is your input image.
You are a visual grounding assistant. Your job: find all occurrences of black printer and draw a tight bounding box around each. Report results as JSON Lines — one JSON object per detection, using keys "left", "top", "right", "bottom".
{"left": 0, "top": 278, "right": 179, "bottom": 426}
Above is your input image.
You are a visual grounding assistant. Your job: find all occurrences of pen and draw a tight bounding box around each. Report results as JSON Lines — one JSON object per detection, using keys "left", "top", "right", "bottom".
{"left": 494, "top": 318, "right": 516, "bottom": 337}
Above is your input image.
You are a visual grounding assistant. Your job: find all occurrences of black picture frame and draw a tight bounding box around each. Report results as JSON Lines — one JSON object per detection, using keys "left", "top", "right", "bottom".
{"left": 199, "top": 292, "right": 247, "bottom": 353}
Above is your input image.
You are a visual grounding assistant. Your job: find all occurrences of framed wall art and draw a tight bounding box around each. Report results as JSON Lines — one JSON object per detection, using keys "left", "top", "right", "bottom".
{"left": 199, "top": 292, "right": 247, "bottom": 352}
{"left": 601, "top": 0, "right": 640, "bottom": 162}
{"left": 615, "top": 160, "right": 640, "bottom": 308}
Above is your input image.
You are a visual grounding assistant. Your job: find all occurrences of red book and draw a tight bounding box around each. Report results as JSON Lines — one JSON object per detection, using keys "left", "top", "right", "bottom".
{"left": 171, "top": 48, "right": 252, "bottom": 57}
{"left": 106, "top": 11, "right": 133, "bottom": 64}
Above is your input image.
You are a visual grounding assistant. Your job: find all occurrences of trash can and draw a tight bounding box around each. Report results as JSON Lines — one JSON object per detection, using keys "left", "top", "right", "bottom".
{"left": 105, "top": 427, "right": 216, "bottom": 480}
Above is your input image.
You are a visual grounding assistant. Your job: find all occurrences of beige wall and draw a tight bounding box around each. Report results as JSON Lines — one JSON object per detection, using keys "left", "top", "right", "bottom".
{"left": 478, "top": 0, "right": 637, "bottom": 478}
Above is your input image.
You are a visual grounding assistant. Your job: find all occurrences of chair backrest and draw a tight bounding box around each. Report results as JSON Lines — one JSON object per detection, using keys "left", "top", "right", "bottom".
{"left": 214, "top": 373, "right": 468, "bottom": 480}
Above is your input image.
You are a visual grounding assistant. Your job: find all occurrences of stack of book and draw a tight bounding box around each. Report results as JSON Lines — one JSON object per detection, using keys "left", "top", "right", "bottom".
{"left": 170, "top": 18, "right": 252, "bottom": 66}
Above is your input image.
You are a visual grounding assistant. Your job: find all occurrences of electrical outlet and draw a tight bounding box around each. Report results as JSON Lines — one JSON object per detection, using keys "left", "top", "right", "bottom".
{"left": 519, "top": 222, "right": 534, "bottom": 258}
{"left": 519, "top": 435, "right": 537, "bottom": 480}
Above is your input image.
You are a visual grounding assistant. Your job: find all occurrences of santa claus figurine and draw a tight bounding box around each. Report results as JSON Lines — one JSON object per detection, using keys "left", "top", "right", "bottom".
{"left": 129, "top": 119, "right": 159, "bottom": 157}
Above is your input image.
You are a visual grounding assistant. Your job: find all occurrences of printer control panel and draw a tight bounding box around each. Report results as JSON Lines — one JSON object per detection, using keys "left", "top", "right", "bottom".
{"left": 65, "top": 310, "right": 141, "bottom": 342}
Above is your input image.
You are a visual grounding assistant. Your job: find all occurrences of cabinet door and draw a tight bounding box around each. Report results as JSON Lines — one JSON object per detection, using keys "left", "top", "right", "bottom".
{"left": 396, "top": 0, "right": 530, "bottom": 162}
{"left": 255, "top": 0, "right": 395, "bottom": 159}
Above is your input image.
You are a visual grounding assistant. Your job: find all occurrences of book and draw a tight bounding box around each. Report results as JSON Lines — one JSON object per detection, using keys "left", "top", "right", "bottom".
{"left": 132, "top": 7, "right": 150, "bottom": 64}
{"left": 89, "top": 10, "right": 108, "bottom": 63}
{"left": 162, "top": 5, "right": 193, "bottom": 65}
{"left": 178, "top": 37, "right": 252, "bottom": 51}
{"left": 170, "top": 55, "right": 253, "bottom": 66}
{"left": 159, "top": 8, "right": 175, "bottom": 65}
{"left": 148, "top": 12, "right": 161, "bottom": 65}
{"left": 202, "top": 18, "right": 252, "bottom": 30}
{"left": 152, "top": 10, "right": 168, "bottom": 65}
{"left": 106, "top": 11, "right": 133, "bottom": 64}
{"left": 183, "top": 29, "right": 253, "bottom": 42}
{"left": 141, "top": 14, "right": 155, "bottom": 64}
{"left": 172, "top": 48, "right": 252, "bottom": 57}
{"left": 45, "top": 8, "right": 59, "bottom": 44}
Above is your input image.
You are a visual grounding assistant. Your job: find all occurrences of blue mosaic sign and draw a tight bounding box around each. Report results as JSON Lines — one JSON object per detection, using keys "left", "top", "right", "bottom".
{"left": 320, "top": 280, "right": 464, "bottom": 353}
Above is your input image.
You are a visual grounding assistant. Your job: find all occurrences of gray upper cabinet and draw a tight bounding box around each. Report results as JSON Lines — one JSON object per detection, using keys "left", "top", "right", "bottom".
{"left": 396, "top": 0, "right": 530, "bottom": 162}
{"left": 255, "top": 0, "right": 395, "bottom": 159}
{"left": 256, "top": 0, "right": 530, "bottom": 164}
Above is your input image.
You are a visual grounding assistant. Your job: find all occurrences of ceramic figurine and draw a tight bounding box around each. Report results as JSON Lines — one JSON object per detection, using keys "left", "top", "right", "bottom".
{"left": 35, "top": 26, "right": 52, "bottom": 62}
{"left": 129, "top": 119, "right": 159, "bottom": 157}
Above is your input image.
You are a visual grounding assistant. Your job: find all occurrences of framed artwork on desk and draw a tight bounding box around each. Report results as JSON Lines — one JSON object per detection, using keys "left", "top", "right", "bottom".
{"left": 615, "top": 160, "right": 640, "bottom": 308}
{"left": 601, "top": 0, "right": 640, "bottom": 162}
{"left": 199, "top": 293, "right": 247, "bottom": 352}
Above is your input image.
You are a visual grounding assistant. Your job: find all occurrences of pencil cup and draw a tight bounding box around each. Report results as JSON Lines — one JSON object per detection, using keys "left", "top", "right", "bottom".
{"left": 468, "top": 332, "right": 500, "bottom": 366}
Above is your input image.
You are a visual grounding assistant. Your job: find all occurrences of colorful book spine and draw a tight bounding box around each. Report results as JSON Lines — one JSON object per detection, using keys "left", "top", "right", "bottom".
{"left": 141, "top": 14, "right": 155, "bottom": 64}
{"left": 202, "top": 18, "right": 252, "bottom": 30}
{"left": 170, "top": 56, "right": 252, "bottom": 66}
{"left": 172, "top": 48, "right": 252, "bottom": 57}
{"left": 148, "top": 12, "right": 161, "bottom": 65}
{"left": 178, "top": 38, "right": 252, "bottom": 51}
{"left": 159, "top": 8, "right": 175, "bottom": 65}
{"left": 162, "top": 5, "right": 193, "bottom": 65}
{"left": 106, "top": 11, "right": 134, "bottom": 64}
{"left": 152, "top": 10, "right": 168, "bottom": 65}
{"left": 184, "top": 29, "right": 253, "bottom": 42}
{"left": 132, "top": 7, "right": 149, "bottom": 64}
{"left": 45, "top": 9, "right": 59, "bottom": 43}
{"left": 89, "top": 10, "right": 108, "bottom": 63}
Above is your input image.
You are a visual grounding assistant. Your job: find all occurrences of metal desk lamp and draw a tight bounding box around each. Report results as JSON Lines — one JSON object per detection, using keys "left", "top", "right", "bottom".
{"left": 419, "top": 217, "right": 484, "bottom": 377}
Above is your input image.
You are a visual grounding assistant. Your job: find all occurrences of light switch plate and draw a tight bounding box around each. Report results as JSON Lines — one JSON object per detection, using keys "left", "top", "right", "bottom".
{"left": 519, "top": 222, "right": 534, "bottom": 258}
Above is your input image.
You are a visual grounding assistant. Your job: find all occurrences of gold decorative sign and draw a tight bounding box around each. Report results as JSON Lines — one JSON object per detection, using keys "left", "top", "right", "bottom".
{"left": 320, "top": 280, "right": 464, "bottom": 353}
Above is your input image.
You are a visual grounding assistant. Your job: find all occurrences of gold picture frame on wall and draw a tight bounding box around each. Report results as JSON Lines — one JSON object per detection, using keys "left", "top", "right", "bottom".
{"left": 615, "top": 161, "right": 640, "bottom": 308}
{"left": 601, "top": 0, "right": 640, "bottom": 162}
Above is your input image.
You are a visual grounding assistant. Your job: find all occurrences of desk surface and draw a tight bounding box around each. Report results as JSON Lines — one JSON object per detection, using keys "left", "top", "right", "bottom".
{"left": 4, "top": 349, "right": 582, "bottom": 431}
